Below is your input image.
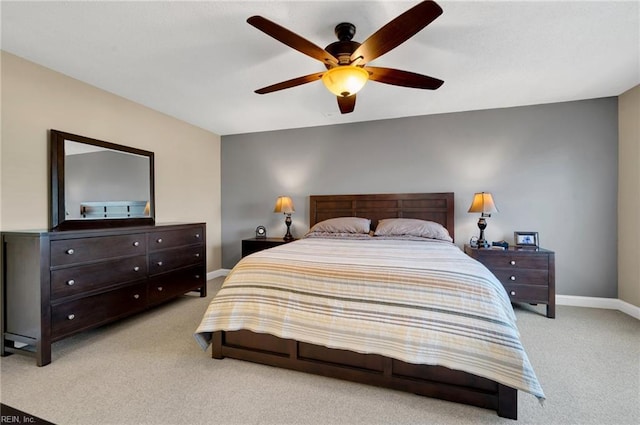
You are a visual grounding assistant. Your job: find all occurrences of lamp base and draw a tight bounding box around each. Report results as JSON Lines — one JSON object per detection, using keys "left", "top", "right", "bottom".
{"left": 283, "top": 214, "right": 294, "bottom": 241}
{"left": 476, "top": 217, "right": 490, "bottom": 248}
{"left": 476, "top": 239, "right": 490, "bottom": 249}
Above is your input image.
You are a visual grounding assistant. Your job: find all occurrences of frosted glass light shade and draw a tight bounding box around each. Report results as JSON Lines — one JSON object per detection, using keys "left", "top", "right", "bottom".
{"left": 321, "top": 66, "right": 369, "bottom": 97}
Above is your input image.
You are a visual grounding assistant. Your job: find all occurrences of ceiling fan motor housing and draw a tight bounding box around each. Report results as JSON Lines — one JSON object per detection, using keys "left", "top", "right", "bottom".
{"left": 324, "top": 22, "right": 361, "bottom": 68}
{"left": 324, "top": 41, "right": 361, "bottom": 67}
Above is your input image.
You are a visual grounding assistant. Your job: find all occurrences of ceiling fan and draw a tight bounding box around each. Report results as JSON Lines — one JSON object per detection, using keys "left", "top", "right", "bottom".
{"left": 248, "top": 0, "right": 444, "bottom": 114}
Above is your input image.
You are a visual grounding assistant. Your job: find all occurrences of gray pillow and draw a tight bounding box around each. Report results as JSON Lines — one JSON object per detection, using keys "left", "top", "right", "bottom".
{"left": 307, "top": 217, "right": 371, "bottom": 234}
{"left": 374, "top": 218, "right": 452, "bottom": 242}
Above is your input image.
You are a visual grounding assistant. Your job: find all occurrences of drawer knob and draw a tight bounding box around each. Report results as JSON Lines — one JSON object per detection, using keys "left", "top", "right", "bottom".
{"left": 510, "top": 275, "right": 516, "bottom": 281}
{"left": 133, "top": 266, "right": 140, "bottom": 272}
{"left": 157, "top": 286, "right": 163, "bottom": 292}
{"left": 66, "top": 248, "right": 75, "bottom": 255}
{"left": 133, "top": 241, "right": 140, "bottom": 247}
{"left": 195, "top": 274, "right": 201, "bottom": 279}
{"left": 510, "top": 291, "right": 516, "bottom": 296}
{"left": 195, "top": 233, "right": 200, "bottom": 239}
{"left": 133, "top": 294, "right": 140, "bottom": 299}
{"left": 66, "top": 279, "right": 75, "bottom": 286}
{"left": 195, "top": 253, "right": 200, "bottom": 258}
{"left": 157, "top": 261, "right": 163, "bottom": 266}
{"left": 156, "top": 238, "right": 163, "bottom": 244}
{"left": 509, "top": 260, "right": 516, "bottom": 266}
{"left": 67, "top": 314, "right": 75, "bottom": 320}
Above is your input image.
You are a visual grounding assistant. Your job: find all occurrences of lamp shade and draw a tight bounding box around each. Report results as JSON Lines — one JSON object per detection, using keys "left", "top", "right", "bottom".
{"left": 467, "top": 192, "right": 499, "bottom": 214}
{"left": 143, "top": 201, "right": 150, "bottom": 216}
{"left": 273, "top": 196, "right": 295, "bottom": 214}
{"left": 321, "top": 66, "right": 369, "bottom": 97}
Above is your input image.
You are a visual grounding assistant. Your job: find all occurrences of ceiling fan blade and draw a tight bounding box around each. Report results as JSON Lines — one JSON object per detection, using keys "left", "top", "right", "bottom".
{"left": 337, "top": 95, "right": 356, "bottom": 114}
{"left": 350, "top": 1, "right": 443, "bottom": 65}
{"left": 255, "top": 72, "right": 326, "bottom": 94}
{"left": 366, "top": 66, "right": 443, "bottom": 90}
{"left": 248, "top": 16, "right": 339, "bottom": 66}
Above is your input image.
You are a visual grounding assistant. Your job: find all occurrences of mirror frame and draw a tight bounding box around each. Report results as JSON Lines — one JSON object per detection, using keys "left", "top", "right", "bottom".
{"left": 50, "top": 129, "right": 155, "bottom": 231}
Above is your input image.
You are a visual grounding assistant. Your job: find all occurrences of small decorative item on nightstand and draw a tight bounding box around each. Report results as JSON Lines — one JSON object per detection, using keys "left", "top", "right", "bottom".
{"left": 255, "top": 225, "right": 267, "bottom": 239}
{"left": 514, "top": 231, "right": 539, "bottom": 248}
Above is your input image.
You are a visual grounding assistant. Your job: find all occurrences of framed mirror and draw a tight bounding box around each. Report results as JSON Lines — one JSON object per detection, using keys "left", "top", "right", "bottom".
{"left": 50, "top": 130, "right": 155, "bottom": 231}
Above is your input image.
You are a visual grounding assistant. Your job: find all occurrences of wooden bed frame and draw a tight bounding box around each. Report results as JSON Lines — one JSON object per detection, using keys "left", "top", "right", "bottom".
{"left": 212, "top": 192, "right": 517, "bottom": 419}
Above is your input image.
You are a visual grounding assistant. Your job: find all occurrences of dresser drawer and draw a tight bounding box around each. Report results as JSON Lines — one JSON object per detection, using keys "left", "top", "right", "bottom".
{"left": 148, "top": 265, "right": 205, "bottom": 305}
{"left": 148, "top": 246, "right": 204, "bottom": 276}
{"left": 51, "top": 234, "right": 146, "bottom": 266}
{"left": 491, "top": 268, "right": 549, "bottom": 286}
{"left": 51, "top": 282, "right": 147, "bottom": 339}
{"left": 502, "top": 284, "right": 549, "bottom": 304}
{"left": 51, "top": 256, "right": 147, "bottom": 300}
{"left": 148, "top": 226, "right": 204, "bottom": 251}
{"left": 473, "top": 253, "right": 548, "bottom": 270}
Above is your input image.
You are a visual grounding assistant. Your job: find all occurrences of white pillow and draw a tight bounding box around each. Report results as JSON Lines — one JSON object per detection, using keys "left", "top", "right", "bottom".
{"left": 374, "top": 218, "right": 452, "bottom": 242}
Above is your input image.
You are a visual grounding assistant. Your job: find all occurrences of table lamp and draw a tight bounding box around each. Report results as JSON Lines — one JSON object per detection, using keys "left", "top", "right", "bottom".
{"left": 273, "top": 196, "right": 295, "bottom": 241}
{"left": 467, "top": 192, "right": 498, "bottom": 248}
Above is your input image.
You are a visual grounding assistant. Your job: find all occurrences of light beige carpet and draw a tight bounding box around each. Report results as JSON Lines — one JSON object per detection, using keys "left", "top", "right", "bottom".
{"left": 1, "top": 277, "right": 638, "bottom": 425}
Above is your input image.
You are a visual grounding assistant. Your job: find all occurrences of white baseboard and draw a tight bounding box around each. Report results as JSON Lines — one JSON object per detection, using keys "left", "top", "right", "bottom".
{"left": 557, "top": 295, "right": 640, "bottom": 320}
{"left": 207, "top": 269, "right": 230, "bottom": 280}
{"left": 206, "top": 270, "right": 639, "bottom": 320}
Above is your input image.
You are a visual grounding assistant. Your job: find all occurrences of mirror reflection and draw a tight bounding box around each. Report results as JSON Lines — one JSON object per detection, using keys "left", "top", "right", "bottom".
{"left": 50, "top": 129, "right": 155, "bottom": 231}
{"left": 64, "top": 140, "right": 151, "bottom": 220}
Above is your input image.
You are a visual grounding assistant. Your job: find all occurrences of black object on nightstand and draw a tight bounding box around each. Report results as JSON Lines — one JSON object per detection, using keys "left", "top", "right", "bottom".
{"left": 464, "top": 244, "right": 556, "bottom": 318}
{"left": 242, "top": 237, "right": 296, "bottom": 257}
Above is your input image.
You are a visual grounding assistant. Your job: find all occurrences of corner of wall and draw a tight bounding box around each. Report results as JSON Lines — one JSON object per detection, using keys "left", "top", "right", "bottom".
{"left": 618, "top": 84, "right": 640, "bottom": 308}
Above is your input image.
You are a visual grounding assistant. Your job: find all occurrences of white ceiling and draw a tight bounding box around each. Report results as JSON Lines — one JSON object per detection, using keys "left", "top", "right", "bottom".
{"left": 2, "top": 1, "right": 638, "bottom": 136}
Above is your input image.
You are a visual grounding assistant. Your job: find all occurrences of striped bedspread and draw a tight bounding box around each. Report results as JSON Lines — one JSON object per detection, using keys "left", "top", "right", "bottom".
{"left": 194, "top": 237, "right": 545, "bottom": 401}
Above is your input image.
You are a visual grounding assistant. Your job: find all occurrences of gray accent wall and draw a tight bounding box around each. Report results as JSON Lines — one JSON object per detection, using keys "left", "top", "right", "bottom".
{"left": 222, "top": 98, "right": 618, "bottom": 298}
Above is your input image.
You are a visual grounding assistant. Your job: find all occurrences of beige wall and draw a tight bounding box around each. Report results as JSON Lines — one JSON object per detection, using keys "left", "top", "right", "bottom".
{"left": 0, "top": 51, "right": 222, "bottom": 271}
{"left": 618, "top": 84, "right": 640, "bottom": 307}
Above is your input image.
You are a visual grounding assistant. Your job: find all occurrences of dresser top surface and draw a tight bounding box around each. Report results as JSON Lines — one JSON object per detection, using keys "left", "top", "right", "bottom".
{"left": 2, "top": 222, "right": 205, "bottom": 239}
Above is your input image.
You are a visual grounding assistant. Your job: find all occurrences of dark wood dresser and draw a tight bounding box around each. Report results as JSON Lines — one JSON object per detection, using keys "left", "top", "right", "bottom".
{"left": 1, "top": 223, "right": 206, "bottom": 366}
{"left": 464, "top": 245, "right": 555, "bottom": 318}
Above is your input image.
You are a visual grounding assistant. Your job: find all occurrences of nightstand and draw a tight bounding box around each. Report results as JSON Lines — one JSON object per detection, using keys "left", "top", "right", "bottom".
{"left": 241, "top": 237, "right": 296, "bottom": 257}
{"left": 464, "top": 245, "right": 556, "bottom": 318}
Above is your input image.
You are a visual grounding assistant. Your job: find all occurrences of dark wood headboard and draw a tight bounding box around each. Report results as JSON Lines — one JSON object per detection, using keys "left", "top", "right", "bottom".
{"left": 309, "top": 192, "right": 455, "bottom": 240}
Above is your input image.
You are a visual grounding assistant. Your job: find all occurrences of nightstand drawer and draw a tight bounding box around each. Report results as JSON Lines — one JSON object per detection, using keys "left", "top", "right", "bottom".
{"left": 474, "top": 254, "right": 548, "bottom": 270}
{"left": 242, "top": 238, "right": 294, "bottom": 257}
{"left": 503, "top": 284, "right": 549, "bottom": 303}
{"left": 492, "top": 268, "right": 549, "bottom": 286}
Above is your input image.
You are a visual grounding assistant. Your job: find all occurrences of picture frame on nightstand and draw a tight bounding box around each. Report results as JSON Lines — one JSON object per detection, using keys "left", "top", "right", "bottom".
{"left": 514, "top": 231, "right": 538, "bottom": 248}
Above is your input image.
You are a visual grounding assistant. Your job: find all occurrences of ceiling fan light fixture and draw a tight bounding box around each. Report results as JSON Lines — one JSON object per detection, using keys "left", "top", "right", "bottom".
{"left": 321, "top": 66, "right": 369, "bottom": 97}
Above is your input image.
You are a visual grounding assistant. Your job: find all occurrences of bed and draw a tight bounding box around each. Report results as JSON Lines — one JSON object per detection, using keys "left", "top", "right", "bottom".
{"left": 195, "top": 193, "right": 544, "bottom": 419}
